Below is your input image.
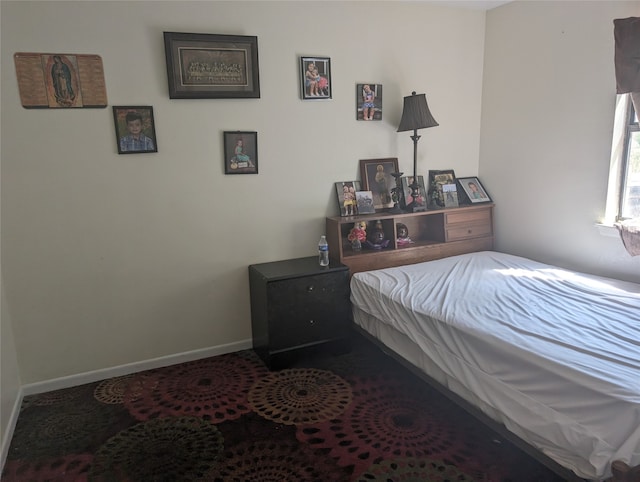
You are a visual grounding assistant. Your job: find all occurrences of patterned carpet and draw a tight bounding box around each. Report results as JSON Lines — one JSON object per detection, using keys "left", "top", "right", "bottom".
{"left": 2, "top": 334, "right": 567, "bottom": 481}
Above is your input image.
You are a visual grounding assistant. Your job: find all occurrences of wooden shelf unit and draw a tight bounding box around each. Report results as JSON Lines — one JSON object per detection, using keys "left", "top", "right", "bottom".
{"left": 326, "top": 204, "right": 494, "bottom": 274}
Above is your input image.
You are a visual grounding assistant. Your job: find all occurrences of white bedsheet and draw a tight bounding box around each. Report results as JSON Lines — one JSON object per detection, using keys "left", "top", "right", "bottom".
{"left": 350, "top": 251, "right": 640, "bottom": 480}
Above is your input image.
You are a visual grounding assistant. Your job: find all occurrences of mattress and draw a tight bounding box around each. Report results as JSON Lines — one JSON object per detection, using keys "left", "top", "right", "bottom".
{"left": 350, "top": 251, "right": 640, "bottom": 480}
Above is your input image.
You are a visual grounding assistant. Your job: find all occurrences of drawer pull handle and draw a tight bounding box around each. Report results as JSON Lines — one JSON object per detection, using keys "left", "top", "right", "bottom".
{"left": 309, "top": 319, "right": 315, "bottom": 325}
{"left": 307, "top": 286, "right": 314, "bottom": 292}
{"left": 468, "top": 229, "right": 472, "bottom": 234}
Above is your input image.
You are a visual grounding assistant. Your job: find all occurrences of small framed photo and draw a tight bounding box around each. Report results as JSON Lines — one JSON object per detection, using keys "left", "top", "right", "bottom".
{"left": 401, "top": 175, "right": 427, "bottom": 209}
{"left": 300, "top": 56, "right": 331, "bottom": 100}
{"left": 442, "top": 183, "right": 459, "bottom": 208}
{"left": 356, "top": 83, "right": 382, "bottom": 121}
{"left": 335, "top": 181, "right": 361, "bottom": 216}
{"left": 359, "top": 158, "right": 399, "bottom": 210}
{"left": 113, "top": 106, "right": 158, "bottom": 154}
{"left": 457, "top": 176, "right": 492, "bottom": 203}
{"left": 428, "top": 169, "right": 457, "bottom": 208}
{"left": 355, "top": 191, "right": 376, "bottom": 214}
{"left": 163, "top": 32, "right": 260, "bottom": 99}
{"left": 223, "top": 131, "right": 258, "bottom": 174}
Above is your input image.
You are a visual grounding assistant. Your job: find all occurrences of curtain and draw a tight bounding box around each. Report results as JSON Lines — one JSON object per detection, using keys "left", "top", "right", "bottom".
{"left": 614, "top": 17, "right": 640, "bottom": 113}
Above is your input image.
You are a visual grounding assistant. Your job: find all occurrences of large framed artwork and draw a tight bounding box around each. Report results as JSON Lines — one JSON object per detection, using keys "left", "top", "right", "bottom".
{"left": 359, "top": 158, "right": 399, "bottom": 210}
{"left": 163, "top": 32, "right": 260, "bottom": 99}
{"left": 300, "top": 56, "right": 331, "bottom": 100}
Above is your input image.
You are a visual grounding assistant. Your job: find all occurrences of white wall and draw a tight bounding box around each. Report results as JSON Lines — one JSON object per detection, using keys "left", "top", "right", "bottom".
{"left": 1, "top": 1, "right": 486, "bottom": 384}
{"left": 481, "top": 0, "right": 640, "bottom": 282}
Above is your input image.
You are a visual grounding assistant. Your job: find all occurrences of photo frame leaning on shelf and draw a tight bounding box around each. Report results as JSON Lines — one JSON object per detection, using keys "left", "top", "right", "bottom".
{"left": 427, "top": 169, "right": 456, "bottom": 208}
{"left": 300, "top": 56, "right": 331, "bottom": 100}
{"left": 113, "top": 106, "right": 158, "bottom": 154}
{"left": 223, "top": 131, "right": 258, "bottom": 174}
{"left": 355, "top": 191, "right": 376, "bottom": 214}
{"left": 335, "top": 181, "right": 360, "bottom": 216}
{"left": 400, "top": 175, "right": 427, "bottom": 210}
{"left": 457, "top": 176, "right": 492, "bottom": 203}
{"left": 359, "top": 158, "right": 399, "bottom": 210}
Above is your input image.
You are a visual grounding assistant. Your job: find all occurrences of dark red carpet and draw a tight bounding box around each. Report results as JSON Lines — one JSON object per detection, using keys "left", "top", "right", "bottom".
{"left": 2, "top": 334, "right": 566, "bottom": 481}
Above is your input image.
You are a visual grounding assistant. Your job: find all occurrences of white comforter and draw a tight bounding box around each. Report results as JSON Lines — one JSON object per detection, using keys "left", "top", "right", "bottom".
{"left": 350, "top": 251, "right": 640, "bottom": 480}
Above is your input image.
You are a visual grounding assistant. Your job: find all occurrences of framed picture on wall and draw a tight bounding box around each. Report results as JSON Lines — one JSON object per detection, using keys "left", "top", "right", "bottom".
{"left": 356, "top": 83, "right": 382, "bottom": 121}
{"left": 223, "top": 131, "right": 258, "bottom": 174}
{"left": 300, "top": 56, "right": 331, "bottom": 100}
{"left": 359, "top": 157, "right": 399, "bottom": 210}
{"left": 163, "top": 32, "right": 260, "bottom": 99}
{"left": 113, "top": 106, "right": 158, "bottom": 154}
{"left": 458, "top": 176, "right": 492, "bottom": 203}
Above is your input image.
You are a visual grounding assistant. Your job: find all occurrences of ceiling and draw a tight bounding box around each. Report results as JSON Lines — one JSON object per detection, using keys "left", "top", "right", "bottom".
{"left": 425, "top": 0, "right": 513, "bottom": 10}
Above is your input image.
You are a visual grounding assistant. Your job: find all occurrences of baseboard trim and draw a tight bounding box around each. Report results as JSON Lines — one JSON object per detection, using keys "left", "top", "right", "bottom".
{"left": 21, "top": 338, "right": 253, "bottom": 396}
{"left": 1, "top": 387, "right": 24, "bottom": 473}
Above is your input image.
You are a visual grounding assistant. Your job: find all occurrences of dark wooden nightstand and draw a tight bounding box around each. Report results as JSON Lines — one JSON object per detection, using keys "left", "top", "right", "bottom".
{"left": 248, "top": 256, "right": 352, "bottom": 369}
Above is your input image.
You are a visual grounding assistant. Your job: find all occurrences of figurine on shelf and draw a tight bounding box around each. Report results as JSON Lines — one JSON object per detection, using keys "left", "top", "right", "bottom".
{"left": 347, "top": 221, "right": 367, "bottom": 251}
{"left": 396, "top": 223, "right": 414, "bottom": 246}
{"left": 365, "top": 220, "right": 390, "bottom": 250}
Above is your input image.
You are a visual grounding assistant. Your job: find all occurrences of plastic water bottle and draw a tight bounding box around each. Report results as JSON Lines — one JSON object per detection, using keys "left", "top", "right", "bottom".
{"left": 318, "top": 235, "right": 329, "bottom": 266}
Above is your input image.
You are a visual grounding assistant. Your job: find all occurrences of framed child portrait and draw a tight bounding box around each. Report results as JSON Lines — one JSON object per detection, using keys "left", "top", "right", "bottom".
{"left": 356, "top": 83, "right": 382, "bottom": 121}
{"left": 458, "top": 176, "right": 492, "bottom": 203}
{"left": 113, "top": 106, "right": 158, "bottom": 154}
{"left": 223, "top": 131, "right": 258, "bottom": 174}
{"left": 300, "top": 56, "right": 331, "bottom": 100}
{"left": 335, "top": 181, "right": 361, "bottom": 216}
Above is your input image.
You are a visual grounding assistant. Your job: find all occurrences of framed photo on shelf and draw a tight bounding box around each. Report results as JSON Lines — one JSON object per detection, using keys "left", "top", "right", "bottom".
{"left": 113, "top": 106, "right": 158, "bottom": 154}
{"left": 359, "top": 157, "right": 399, "bottom": 210}
{"left": 335, "top": 181, "right": 360, "bottom": 216}
{"left": 223, "top": 131, "right": 258, "bottom": 174}
{"left": 300, "top": 56, "right": 331, "bottom": 100}
{"left": 442, "top": 183, "right": 460, "bottom": 208}
{"left": 458, "top": 176, "right": 492, "bottom": 203}
{"left": 355, "top": 191, "right": 376, "bottom": 214}
{"left": 428, "top": 169, "right": 457, "bottom": 208}
{"left": 401, "top": 175, "right": 427, "bottom": 209}
{"left": 356, "top": 83, "right": 382, "bottom": 121}
{"left": 163, "top": 32, "right": 260, "bottom": 99}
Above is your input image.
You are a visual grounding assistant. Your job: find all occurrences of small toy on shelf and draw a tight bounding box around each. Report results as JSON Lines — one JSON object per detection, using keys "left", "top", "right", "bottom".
{"left": 396, "top": 223, "right": 414, "bottom": 246}
{"left": 365, "top": 220, "right": 390, "bottom": 250}
{"left": 347, "top": 221, "right": 367, "bottom": 251}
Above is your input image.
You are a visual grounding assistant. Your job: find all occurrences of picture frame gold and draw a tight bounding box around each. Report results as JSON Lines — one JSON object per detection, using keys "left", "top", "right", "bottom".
{"left": 163, "top": 32, "right": 260, "bottom": 99}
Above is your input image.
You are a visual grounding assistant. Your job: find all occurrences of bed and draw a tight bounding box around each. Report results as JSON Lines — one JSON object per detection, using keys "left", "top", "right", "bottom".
{"left": 350, "top": 250, "right": 640, "bottom": 482}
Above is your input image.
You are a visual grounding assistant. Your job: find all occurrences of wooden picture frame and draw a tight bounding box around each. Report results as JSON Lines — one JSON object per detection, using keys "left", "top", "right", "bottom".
{"left": 458, "top": 176, "right": 492, "bottom": 203}
{"left": 335, "top": 181, "right": 361, "bottom": 216}
{"left": 223, "top": 131, "right": 258, "bottom": 174}
{"left": 400, "top": 175, "right": 427, "bottom": 210}
{"left": 300, "top": 56, "right": 331, "bottom": 100}
{"left": 113, "top": 106, "right": 158, "bottom": 154}
{"left": 428, "top": 169, "right": 457, "bottom": 208}
{"left": 356, "top": 83, "right": 382, "bottom": 121}
{"left": 163, "top": 32, "right": 260, "bottom": 99}
{"left": 359, "top": 158, "right": 399, "bottom": 210}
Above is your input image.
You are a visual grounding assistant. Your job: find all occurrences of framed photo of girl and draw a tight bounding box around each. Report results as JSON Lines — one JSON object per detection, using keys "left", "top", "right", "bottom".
{"left": 356, "top": 83, "right": 382, "bottom": 121}
{"left": 223, "top": 131, "right": 258, "bottom": 174}
{"left": 300, "top": 56, "right": 331, "bottom": 100}
{"left": 113, "top": 106, "right": 158, "bottom": 154}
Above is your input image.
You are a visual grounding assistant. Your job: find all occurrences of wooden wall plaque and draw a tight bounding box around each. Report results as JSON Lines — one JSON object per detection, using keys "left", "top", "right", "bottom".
{"left": 14, "top": 52, "right": 107, "bottom": 108}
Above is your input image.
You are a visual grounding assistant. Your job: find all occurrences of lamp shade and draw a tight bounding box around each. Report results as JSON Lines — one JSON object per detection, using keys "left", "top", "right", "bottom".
{"left": 397, "top": 91, "right": 439, "bottom": 132}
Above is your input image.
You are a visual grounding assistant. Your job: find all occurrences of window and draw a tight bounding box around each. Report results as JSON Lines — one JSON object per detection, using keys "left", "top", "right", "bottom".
{"left": 619, "top": 98, "right": 639, "bottom": 219}
{"left": 605, "top": 94, "right": 640, "bottom": 223}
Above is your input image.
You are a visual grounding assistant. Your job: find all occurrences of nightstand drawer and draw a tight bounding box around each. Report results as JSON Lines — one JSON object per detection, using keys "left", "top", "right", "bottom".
{"left": 267, "top": 271, "right": 350, "bottom": 350}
